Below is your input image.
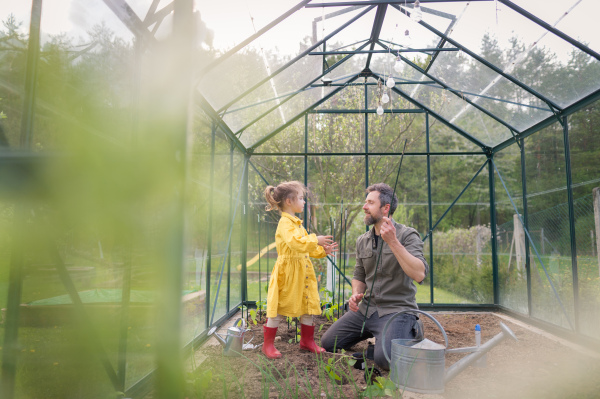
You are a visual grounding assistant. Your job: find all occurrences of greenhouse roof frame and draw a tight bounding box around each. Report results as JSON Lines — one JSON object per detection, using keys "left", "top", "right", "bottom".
{"left": 189, "top": 0, "right": 600, "bottom": 153}
{"left": 93, "top": 0, "right": 600, "bottom": 154}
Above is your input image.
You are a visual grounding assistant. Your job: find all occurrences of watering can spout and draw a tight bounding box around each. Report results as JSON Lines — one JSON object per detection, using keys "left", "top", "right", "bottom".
{"left": 444, "top": 322, "right": 518, "bottom": 384}
{"left": 208, "top": 326, "right": 227, "bottom": 346}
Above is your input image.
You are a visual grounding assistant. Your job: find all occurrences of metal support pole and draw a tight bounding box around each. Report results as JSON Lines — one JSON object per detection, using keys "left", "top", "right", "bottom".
{"left": 2, "top": 2, "right": 42, "bottom": 397}
{"left": 488, "top": 154, "right": 499, "bottom": 305}
{"left": 520, "top": 139, "right": 532, "bottom": 316}
{"left": 241, "top": 155, "right": 250, "bottom": 309}
{"left": 563, "top": 116, "right": 580, "bottom": 332}
{"left": 206, "top": 123, "right": 216, "bottom": 328}
{"left": 227, "top": 142, "right": 233, "bottom": 312}
{"left": 304, "top": 113, "right": 309, "bottom": 229}
{"left": 258, "top": 214, "right": 262, "bottom": 318}
{"left": 18, "top": 0, "right": 42, "bottom": 149}
{"left": 364, "top": 80, "right": 369, "bottom": 231}
{"left": 426, "top": 113, "right": 434, "bottom": 304}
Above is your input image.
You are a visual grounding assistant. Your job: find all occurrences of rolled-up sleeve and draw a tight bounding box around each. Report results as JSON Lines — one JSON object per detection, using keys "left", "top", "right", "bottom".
{"left": 402, "top": 229, "right": 429, "bottom": 283}
{"left": 353, "top": 241, "right": 366, "bottom": 283}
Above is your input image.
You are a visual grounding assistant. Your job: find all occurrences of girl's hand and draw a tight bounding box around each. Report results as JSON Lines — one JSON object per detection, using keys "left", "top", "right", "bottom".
{"left": 317, "top": 235, "right": 334, "bottom": 246}
{"left": 324, "top": 242, "right": 338, "bottom": 255}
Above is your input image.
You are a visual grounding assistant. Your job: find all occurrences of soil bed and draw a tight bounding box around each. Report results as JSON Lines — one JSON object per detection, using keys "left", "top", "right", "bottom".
{"left": 186, "top": 312, "right": 600, "bottom": 399}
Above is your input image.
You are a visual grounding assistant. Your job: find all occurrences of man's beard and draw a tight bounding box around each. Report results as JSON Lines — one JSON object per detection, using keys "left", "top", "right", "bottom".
{"left": 364, "top": 212, "right": 381, "bottom": 226}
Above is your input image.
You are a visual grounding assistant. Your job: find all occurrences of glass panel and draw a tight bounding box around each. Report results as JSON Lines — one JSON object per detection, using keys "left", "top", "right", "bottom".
{"left": 525, "top": 123, "right": 574, "bottom": 330}
{"left": 309, "top": 112, "right": 364, "bottom": 153}
{"left": 568, "top": 101, "right": 600, "bottom": 340}
{"left": 425, "top": 1, "right": 600, "bottom": 110}
{"left": 379, "top": 4, "right": 445, "bottom": 66}
{"left": 324, "top": 53, "right": 368, "bottom": 83}
{"left": 223, "top": 54, "right": 322, "bottom": 133}
{"left": 419, "top": 239, "right": 432, "bottom": 304}
{"left": 429, "top": 115, "right": 483, "bottom": 153}
{"left": 315, "top": 84, "right": 365, "bottom": 110}
{"left": 494, "top": 144, "right": 528, "bottom": 315}
{"left": 0, "top": 3, "right": 30, "bottom": 150}
{"left": 318, "top": 7, "right": 376, "bottom": 52}
{"left": 34, "top": 0, "right": 136, "bottom": 151}
{"left": 242, "top": 85, "right": 337, "bottom": 148}
{"left": 254, "top": 117, "right": 305, "bottom": 154}
{"left": 406, "top": 83, "right": 511, "bottom": 147}
{"left": 199, "top": 6, "right": 371, "bottom": 111}
{"left": 308, "top": 156, "right": 365, "bottom": 308}
{"left": 431, "top": 155, "right": 491, "bottom": 304}
{"left": 367, "top": 108, "right": 426, "bottom": 153}
{"left": 207, "top": 152, "right": 244, "bottom": 324}
{"left": 428, "top": 50, "right": 553, "bottom": 132}
{"left": 197, "top": 0, "right": 302, "bottom": 52}
{"left": 511, "top": 0, "right": 600, "bottom": 59}
{"left": 516, "top": 27, "right": 600, "bottom": 109}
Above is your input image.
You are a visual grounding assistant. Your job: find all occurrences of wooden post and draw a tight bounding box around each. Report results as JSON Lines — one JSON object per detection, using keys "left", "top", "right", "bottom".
{"left": 593, "top": 187, "right": 600, "bottom": 276}
{"left": 514, "top": 214, "right": 525, "bottom": 272}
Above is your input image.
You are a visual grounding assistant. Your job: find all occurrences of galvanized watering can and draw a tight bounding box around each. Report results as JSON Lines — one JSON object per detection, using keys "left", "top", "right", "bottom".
{"left": 382, "top": 310, "right": 518, "bottom": 394}
{"left": 208, "top": 318, "right": 255, "bottom": 357}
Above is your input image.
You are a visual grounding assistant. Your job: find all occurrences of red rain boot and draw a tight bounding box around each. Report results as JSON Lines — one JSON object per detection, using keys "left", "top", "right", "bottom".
{"left": 262, "top": 325, "right": 282, "bottom": 359}
{"left": 299, "top": 323, "right": 325, "bottom": 354}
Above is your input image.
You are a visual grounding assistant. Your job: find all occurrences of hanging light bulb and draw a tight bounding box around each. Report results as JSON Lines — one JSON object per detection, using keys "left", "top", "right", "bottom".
{"left": 394, "top": 55, "right": 403, "bottom": 73}
{"left": 403, "top": 29, "right": 413, "bottom": 47}
{"left": 381, "top": 89, "right": 389, "bottom": 104}
{"left": 376, "top": 103, "right": 384, "bottom": 116}
{"left": 386, "top": 76, "right": 395, "bottom": 88}
{"left": 411, "top": 0, "right": 423, "bottom": 23}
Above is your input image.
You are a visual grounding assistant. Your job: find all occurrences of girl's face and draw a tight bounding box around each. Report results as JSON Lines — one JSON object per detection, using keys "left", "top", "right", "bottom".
{"left": 287, "top": 192, "right": 305, "bottom": 214}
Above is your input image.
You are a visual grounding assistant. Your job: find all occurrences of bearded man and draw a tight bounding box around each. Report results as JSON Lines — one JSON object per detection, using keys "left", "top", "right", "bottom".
{"left": 320, "top": 183, "right": 428, "bottom": 370}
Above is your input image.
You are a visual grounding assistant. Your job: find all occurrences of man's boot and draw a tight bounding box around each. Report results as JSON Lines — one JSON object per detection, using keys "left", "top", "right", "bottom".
{"left": 299, "top": 323, "right": 325, "bottom": 354}
{"left": 262, "top": 325, "right": 282, "bottom": 359}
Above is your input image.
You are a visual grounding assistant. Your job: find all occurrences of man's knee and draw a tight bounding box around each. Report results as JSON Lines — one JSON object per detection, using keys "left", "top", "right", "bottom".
{"left": 320, "top": 329, "right": 336, "bottom": 352}
{"left": 373, "top": 344, "right": 390, "bottom": 371}
{"left": 322, "top": 328, "right": 350, "bottom": 353}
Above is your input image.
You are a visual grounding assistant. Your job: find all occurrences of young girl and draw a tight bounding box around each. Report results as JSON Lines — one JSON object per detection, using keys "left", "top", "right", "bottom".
{"left": 262, "top": 181, "right": 337, "bottom": 359}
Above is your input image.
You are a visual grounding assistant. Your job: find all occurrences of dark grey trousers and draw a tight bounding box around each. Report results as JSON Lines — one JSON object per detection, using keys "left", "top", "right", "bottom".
{"left": 320, "top": 310, "right": 420, "bottom": 370}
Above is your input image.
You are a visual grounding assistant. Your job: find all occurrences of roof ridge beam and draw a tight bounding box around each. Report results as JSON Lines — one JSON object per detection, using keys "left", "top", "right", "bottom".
{"left": 365, "top": 5, "right": 388, "bottom": 68}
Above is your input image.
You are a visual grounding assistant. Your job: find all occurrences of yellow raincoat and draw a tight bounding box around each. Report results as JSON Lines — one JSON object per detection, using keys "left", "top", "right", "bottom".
{"left": 266, "top": 212, "right": 326, "bottom": 318}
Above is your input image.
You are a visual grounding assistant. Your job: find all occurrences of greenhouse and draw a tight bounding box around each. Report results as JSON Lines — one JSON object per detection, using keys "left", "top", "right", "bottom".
{"left": 1, "top": 0, "right": 600, "bottom": 398}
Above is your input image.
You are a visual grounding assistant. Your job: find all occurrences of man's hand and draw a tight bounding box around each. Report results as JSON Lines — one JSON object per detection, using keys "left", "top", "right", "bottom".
{"left": 324, "top": 242, "right": 339, "bottom": 255}
{"left": 348, "top": 293, "right": 364, "bottom": 312}
{"left": 317, "top": 235, "right": 334, "bottom": 247}
{"left": 380, "top": 217, "right": 398, "bottom": 245}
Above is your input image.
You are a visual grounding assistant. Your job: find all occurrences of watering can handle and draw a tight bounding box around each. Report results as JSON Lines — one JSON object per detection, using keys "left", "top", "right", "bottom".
{"left": 233, "top": 318, "right": 246, "bottom": 329}
{"left": 381, "top": 310, "right": 449, "bottom": 364}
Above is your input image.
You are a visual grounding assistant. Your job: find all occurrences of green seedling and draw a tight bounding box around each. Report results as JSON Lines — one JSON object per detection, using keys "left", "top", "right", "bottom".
{"left": 361, "top": 376, "right": 398, "bottom": 398}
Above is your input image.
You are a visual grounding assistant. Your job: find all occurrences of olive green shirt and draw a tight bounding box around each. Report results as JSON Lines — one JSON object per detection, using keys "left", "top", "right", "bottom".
{"left": 353, "top": 219, "right": 429, "bottom": 317}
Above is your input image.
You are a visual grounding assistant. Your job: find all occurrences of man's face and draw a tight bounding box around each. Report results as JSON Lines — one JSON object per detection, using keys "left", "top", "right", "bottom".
{"left": 363, "top": 191, "right": 388, "bottom": 226}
